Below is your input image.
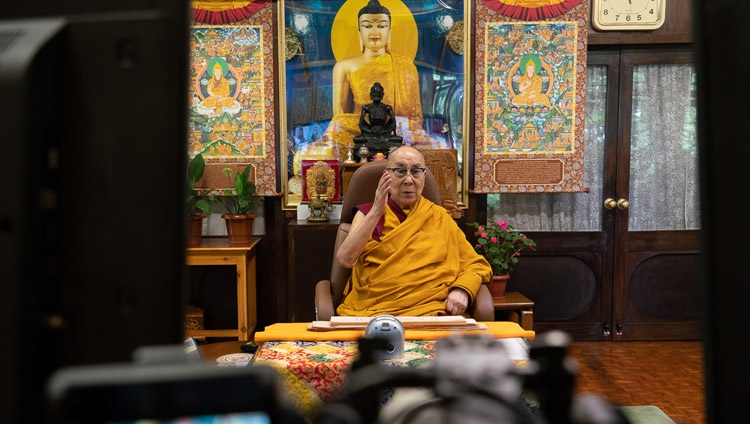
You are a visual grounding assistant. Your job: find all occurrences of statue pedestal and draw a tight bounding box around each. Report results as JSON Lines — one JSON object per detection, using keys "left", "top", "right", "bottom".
{"left": 353, "top": 135, "right": 403, "bottom": 162}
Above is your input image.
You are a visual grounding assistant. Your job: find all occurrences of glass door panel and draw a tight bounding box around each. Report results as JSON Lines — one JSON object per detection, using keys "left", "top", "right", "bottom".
{"left": 629, "top": 64, "right": 700, "bottom": 231}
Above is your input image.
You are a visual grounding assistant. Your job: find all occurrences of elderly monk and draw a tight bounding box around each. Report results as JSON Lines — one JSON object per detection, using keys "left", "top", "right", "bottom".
{"left": 336, "top": 146, "right": 492, "bottom": 317}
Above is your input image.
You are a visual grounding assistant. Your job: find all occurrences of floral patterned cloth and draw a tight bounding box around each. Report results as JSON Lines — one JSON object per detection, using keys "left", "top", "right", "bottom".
{"left": 254, "top": 340, "right": 437, "bottom": 421}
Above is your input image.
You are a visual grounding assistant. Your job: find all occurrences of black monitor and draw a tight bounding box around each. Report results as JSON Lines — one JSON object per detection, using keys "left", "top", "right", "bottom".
{"left": 46, "top": 362, "right": 294, "bottom": 424}
{"left": 0, "top": 4, "right": 189, "bottom": 422}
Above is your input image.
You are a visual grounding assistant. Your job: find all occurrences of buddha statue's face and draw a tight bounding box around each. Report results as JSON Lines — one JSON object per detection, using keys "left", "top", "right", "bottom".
{"left": 359, "top": 13, "right": 390, "bottom": 54}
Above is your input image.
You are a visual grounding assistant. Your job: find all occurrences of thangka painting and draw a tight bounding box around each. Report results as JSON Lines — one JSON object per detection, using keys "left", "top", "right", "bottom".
{"left": 188, "top": 5, "right": 277, "bottom": 196}
{"left": 473, "top": 1, "right": 588, "bottom": 193}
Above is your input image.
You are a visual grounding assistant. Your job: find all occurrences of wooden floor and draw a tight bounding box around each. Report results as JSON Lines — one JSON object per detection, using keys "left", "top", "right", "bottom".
{"left": 568, "top": 341, "right": 704, "bottom": 424}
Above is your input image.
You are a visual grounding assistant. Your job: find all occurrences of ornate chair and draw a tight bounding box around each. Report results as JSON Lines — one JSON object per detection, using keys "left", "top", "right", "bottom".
{"left": 314, "top": 160, "right": 494, "bottom": 321}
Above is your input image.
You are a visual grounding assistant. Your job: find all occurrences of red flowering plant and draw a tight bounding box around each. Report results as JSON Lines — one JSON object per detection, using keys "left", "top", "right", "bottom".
{"left": 467, "top": 220, "right": 537, "bottom": 276}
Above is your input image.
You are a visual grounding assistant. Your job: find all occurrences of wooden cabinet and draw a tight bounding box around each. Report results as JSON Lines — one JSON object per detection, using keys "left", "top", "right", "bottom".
{"left": 286, "top": 220, "right": 338, "bottom": 321}
{"left": 341, "top": 163, "right": 363, "bottom": 195}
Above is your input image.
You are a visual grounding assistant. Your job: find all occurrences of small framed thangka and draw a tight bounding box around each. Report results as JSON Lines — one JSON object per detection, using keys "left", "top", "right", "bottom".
{"left": 301, "top": 159, "right": 341, "bottom": 202}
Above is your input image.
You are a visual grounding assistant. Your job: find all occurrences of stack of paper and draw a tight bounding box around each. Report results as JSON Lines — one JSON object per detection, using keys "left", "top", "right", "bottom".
{"left": 307, "top": 316, "right": 488, "bottom": 331}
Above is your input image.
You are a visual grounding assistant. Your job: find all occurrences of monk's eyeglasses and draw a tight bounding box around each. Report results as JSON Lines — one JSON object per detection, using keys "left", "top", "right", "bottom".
{"left": 387, "top": 167, "right": 426, "bottom": 179}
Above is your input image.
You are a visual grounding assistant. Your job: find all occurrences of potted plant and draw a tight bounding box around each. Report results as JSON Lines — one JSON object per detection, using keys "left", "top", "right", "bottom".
{"left": 216, "top": 165, "right": 263, "bottom": 245}
{"left": 186, "top": 153, "right": 213, "bottom": 247}
{"left": 467, "top": 219, "right": 536, "bottom": 298}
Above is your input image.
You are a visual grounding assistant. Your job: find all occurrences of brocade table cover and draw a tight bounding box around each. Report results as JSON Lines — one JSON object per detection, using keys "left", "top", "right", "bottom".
{"left": 254, "top": 340, "right": 436, "bottom": 420}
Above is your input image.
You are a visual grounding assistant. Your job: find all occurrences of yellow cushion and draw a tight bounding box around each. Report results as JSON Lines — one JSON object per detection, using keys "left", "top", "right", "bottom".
{"left": 254, "top": 321, "right": 534, "bottom": 343}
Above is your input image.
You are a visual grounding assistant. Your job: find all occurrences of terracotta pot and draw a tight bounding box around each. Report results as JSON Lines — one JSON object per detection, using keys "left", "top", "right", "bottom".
{"left": 489, "top": 274, "right": 510, "bottom": 299}
{"left": 187, "top": 213, "right": 206, "bottom": 247}
{"left": 222, "top": 213, "right": 256, "bottom": 246}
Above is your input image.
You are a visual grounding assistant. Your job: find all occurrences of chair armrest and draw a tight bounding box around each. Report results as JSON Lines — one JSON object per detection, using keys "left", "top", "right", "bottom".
{"left": 472, "top": 284, "right": 495, "bottom": 322}
{"left": 315, "top": 280, "right": 335, "bottom": 321}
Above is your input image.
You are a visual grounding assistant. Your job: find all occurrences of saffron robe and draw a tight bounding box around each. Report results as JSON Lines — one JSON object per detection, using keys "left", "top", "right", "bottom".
{"left": 512, "top": 74, "right": 551, "bottom": 108}
{"left": 336, "top": 197, "right": 492, "bottom": 317}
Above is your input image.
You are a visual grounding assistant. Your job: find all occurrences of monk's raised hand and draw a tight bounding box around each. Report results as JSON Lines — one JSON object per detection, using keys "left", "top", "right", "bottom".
{"left": 371, "top": 170, "right": 392, "bottom": 216}
{"left": 445, "top": 288, "right": 469, "bottom": 316}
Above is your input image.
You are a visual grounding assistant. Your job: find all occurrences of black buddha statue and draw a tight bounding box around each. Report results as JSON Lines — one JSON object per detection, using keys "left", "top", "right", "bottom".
{"left": 353, "top": 82, "right": 403, "bottom": 160}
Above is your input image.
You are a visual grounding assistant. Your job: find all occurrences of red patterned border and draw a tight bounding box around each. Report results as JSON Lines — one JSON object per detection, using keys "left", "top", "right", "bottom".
{"left": 480, "top": 0, "right": 583, "bottom": 20}
{"left": 192, "top": 0, "right": 270, "bottom": 25}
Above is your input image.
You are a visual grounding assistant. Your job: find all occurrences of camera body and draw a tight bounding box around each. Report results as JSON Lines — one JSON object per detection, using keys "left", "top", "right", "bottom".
{"left": 317, "top": 331, "right": 630, "bottom": 424}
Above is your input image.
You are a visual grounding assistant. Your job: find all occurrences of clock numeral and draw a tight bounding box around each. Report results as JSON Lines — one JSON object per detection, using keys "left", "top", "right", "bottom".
{"left": 595, "top": 0, "right": 662, "bottom": 30}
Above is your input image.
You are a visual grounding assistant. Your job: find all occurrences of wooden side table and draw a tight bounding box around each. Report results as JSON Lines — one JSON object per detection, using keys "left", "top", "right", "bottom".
{"left": 186, "top": 237, "right": 261, "bottom": 341}
{"left": 493, "top": 291, "right": 534, "bottom": 331}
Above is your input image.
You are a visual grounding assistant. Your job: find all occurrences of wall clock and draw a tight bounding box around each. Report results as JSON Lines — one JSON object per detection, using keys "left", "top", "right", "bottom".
{"left": 592, "top": 0, "right": 666, "bottom": 31}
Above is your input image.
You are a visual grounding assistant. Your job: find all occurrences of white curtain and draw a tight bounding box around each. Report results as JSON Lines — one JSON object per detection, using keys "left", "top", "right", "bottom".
{"left": 629, "top": 64, "right": 700, "bottom": 231}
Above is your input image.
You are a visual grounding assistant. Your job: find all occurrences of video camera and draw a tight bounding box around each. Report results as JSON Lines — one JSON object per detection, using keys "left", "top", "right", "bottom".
{"left": 315, "top": 330, "right": 631, "bottom": 424}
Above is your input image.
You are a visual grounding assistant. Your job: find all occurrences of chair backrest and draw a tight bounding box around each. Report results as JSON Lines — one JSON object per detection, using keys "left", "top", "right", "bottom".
{"left": 340, "top": 161, "right": 441, "bottom": 223}
{"left": 329, "top": 160, "right": 442, "bottom": 309}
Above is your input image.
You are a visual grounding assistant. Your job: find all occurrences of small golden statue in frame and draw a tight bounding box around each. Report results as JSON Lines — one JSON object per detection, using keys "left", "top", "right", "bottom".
{"left": 305, "top": 161, "right": 336, "bottom": 222}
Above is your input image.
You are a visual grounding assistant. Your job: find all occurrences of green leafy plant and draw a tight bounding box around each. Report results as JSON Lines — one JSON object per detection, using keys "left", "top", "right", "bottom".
{"left": 467, "top": 220, "right": 537, "bottom": 275}
{"left": 216, "top": 165, "right": 263, "bottom": 216}
{"left": 187, "top": 153, "right": 212, "bottom": 216}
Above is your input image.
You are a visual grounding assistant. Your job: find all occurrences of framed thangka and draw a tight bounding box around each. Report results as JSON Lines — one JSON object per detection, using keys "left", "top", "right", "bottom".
{"left": 279, "top": 0, "right": 470, "bottom": 209}
{"left": 188, "top": 2, "right": 277, "bottom": 196}
{"left": 473, "top": 1, "right": 588, "bottom": 193}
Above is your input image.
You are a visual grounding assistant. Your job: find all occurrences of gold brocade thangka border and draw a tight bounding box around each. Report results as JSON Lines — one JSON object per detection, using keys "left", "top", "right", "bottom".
{"left": 473, "top": 0, "right": 588, "bottom": 193}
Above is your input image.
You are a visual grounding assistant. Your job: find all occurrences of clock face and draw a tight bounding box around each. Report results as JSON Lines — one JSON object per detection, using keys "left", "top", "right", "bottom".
{"left": 592, "top": 0, "right": 666, "bottom": 31}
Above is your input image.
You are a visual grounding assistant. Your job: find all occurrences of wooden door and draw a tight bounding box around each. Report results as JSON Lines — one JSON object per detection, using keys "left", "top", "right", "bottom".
{"left": 611, "top": 47, "right": 701, "bottom": 340}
